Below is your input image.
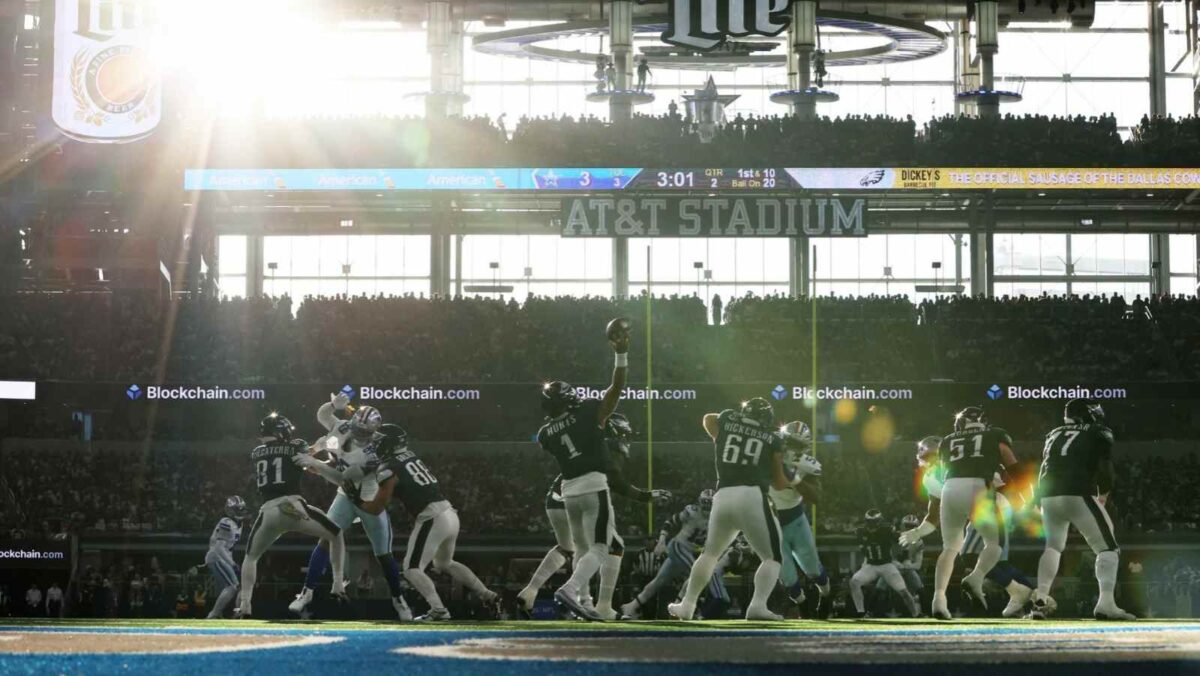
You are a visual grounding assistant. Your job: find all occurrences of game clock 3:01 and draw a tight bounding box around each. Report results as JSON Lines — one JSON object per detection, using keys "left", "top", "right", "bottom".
{"left": 645, "top": 168, "right": 787, "bottom": 190}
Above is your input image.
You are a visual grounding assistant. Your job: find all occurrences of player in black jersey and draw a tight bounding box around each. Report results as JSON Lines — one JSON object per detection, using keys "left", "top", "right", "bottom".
{"left": 930, "top": 406, "right": 1020, "bottom": 620}
{"left": 347, "top": 423, "right": 499, "bottom": 621}
{"left": 536, "top": 320, "right": 630, "bottom": 621}
{"left": 1028, "top": 399, "right": 1135, "bottom": 621}
{"left": 848, "top": 510, "right": 919, "bottom": 618}
{"left": 234, "top": 413, "right": 346, "bottom": 618}
{"left": 668, "top": 397, "right": 789, "bottom": 621}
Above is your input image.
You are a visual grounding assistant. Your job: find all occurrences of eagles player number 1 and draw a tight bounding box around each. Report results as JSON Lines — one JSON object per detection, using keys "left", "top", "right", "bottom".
{"left": 561, "top": 433, "right": 581, "bottom": 459}
{"left": 947, "top": 435, "right": 983, "bottom": 462}
{"left": 722, "top": 434, "right": 763, "bottom": 466}
{"left": 255, "top": 457, "right": 284, "bottom": 487}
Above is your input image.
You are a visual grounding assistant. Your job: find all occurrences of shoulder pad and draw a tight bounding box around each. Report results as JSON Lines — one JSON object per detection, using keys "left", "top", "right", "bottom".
{"left": 991, "top": 427, "right": 1013, "bottom": 444}
{"left": 290, "top": 438, "right": 308, "bottom": 449}
{"left": 336, "top": 421, "right": 352, "bottom": 435}
{"left": 1095, "top": 426, "right": 1115, "bottom": 444}
{"left": 217, "top": 521, "right": 232, "bottom": 530}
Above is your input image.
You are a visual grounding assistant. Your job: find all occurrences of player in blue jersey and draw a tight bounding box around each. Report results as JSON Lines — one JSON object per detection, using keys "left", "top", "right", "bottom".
{"left": 769, "top": 421, "right": 831, "bottom": 618}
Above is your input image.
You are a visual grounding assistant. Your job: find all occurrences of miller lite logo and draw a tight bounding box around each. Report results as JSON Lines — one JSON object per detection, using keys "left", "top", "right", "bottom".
{"left": 52, "top": 0, "right": 162, "bottom": 143}
{"left": 663, "top": 0, "right": 794, "bottom": 52}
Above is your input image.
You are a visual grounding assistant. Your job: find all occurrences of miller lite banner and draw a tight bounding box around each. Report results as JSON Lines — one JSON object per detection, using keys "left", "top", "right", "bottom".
{"left": 52, "top": 0, "right": 161, "bottom": 143}
{"left": 557, "top": 196, "right": 869, "bottom": 237}
{"left": 664, "top": 0, "right": 794, "bottom": 51}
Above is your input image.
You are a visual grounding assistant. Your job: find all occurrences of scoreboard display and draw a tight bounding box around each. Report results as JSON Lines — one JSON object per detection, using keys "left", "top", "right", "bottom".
{"left": 636, "top": 168, "right": 789, "bottom": 190}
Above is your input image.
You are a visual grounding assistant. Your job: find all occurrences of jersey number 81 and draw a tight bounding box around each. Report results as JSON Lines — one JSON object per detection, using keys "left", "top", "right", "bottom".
{"left": 722, "top": 434, "right": 763, "bottom": 466}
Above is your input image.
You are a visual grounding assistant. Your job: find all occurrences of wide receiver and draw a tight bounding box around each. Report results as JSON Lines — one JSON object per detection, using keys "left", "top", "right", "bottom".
{"left": 235, "top": 413, "right": 347, "bottom": 618}
{"left": 668, "top": 398, "right": 789, "bottom": 621}
{"left": 537, "top": 318, "right": 630, "bottom": 621}
{"left": 204, "top": 495, "right": 248, "bottom": 619}
{"left": 849, "top": 509, "right": 919, "bottom": 618}
{"left": 914, "top": 407, "right": 1020, "bottom": 620}
{"left": 344, "top": 422, "right": 499, "bottom": 621}
{"left": 1027, "top": 399, "right": 1135, "bottom": 621}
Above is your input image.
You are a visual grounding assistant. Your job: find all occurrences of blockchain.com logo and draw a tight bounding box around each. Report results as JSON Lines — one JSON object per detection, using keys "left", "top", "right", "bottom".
{"left": 340, "top": 384, "right": 356, "bottom": 400}
{"left": 986, "top": 384, "right": 1004, "bottom": 401}
{"left": 126, "top": 384, "right": 143, "bottom": 401}
{"left": 770, "top": 385, "right": 788, "bottom": 401}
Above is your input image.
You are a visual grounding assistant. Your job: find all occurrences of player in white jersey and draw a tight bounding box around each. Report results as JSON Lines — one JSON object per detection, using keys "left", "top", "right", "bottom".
{"left": 204, "top": 495, "right": 247, "bottom": 619}
{"left": 891, "top": 514, "right": 925, "bottom": 601}
{"left": 620, "top": 490, "right": 721, "bottom": 619}
{"left": 770, "top": 421, "right": 831, "bottom": 617}
{"left": 287, "top": 393, "right": 413, "bottom": 621}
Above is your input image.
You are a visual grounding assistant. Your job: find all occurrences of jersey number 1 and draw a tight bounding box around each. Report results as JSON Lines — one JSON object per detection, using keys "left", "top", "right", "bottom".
{"left": 255, "top": 457, "right": 284, "bottom": 487}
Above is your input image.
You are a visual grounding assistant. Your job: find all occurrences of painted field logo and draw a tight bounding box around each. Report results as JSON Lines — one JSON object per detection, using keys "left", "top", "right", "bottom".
{"left": 771, "top": 384, "right": 788, "bottom": 401}
{"left": 126, "top": 384, "right": 142, "bottom": 401}
{"left": 986, "top": 384, "right": 1003, "bottom": 401}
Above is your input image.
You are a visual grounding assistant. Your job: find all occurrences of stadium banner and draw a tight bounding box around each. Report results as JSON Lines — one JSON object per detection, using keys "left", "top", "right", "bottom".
{"left": 557, "top": 196, "right": 869, "bottom": 237}
{"left": 52, "top": 0, "right": 162, "bottom": 143}
{"left": 662, "top": 0, "right": 794, "bottom": 52}
{"left": 0, "top": 541, "right": 71, "bottom": 569}
{"left": 786, "top": 167, "right": 1200, "bottom": 191}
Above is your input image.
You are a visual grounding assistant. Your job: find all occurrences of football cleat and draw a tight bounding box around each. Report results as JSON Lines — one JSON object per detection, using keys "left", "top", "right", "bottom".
{"left": 1002, "top": 586, "right": 1033, "bottom": 618}
{"left": 597, "top": 607, "right": 619, "bottom": 622}
{"left": 392, "top": 595, "right": 413, "bottom": 621}
{"left": 517, "top": 588, "right": 537, "bottom": 613}
{"left": 232, "top": 604, "right": 251, "bottom": 619}
{"left": 415, "top": 607, "right": 451, "bottom": 622}
{"left": 1094, "top": 604, "right": 1136, "bottom": 621}
{"left": 554, "top": 588, "right": 602, "bottom": 621}
{"left": 745, "top": 606, "right": 784, "bottom": 621}
{"left": 932, "top": 595, "right": 952, "bottom": 621}
{"left": 619, "top": 599, "right": 642, "bottom": 620}
{"left": 816, "top": 595, "right": 833, "bottom": 620}
{"left": 1026, "top": 594, "right": 1057, "bottom": 620}
{"left": 667, "top": 601, "right": 695, "bottom": 621}
{"left": 960, "top": 574, "right": 988, "bottom": 611}
{"left": 789, "top": 588, "right": 806, "bottom": 606}
{"left": 288, "top": 587, "right": 314, "bottom": 615}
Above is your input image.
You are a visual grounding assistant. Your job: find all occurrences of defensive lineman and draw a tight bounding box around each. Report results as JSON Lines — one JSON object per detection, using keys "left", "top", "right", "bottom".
{"left": 236, "top": 413, "right": 347, "bottom": 618}
{"left": 537, "top": 320, "right": 630, "bottom": 621}
{"left": 346, "top": 423, "right": 499, "bottom": 621}
{"left": 921, "top": 407, "right": 1019, "bottom": 620}
{"left": 1028, "top": 399, "right": 1135, "bottom": 621}
{"left": 620, "top": 490, "right": 722, "bottom": 619}
{"left": 771, "top": 421, "right": 831, "bottom": 617}
{"left": 668, "top": 398, "right": 789, "bottom": 621}
{"left": 205, "top": 495, "right": 247, "bottom": 619}
{"left": 290, "top": 395, "right": 412, "bottom": 621}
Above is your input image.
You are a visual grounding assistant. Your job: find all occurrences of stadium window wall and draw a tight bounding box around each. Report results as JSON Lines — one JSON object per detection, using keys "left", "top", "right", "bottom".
{"left": 216, "top": 235, "right": 248, "bottom": 298}
{"left": 453, "top": 235, "right": 613, "bottom": 298}
{"left": 808, "top": 234, "right": 967, "bottom": 303}
{"left": 628, "top": 238, "right": 790, "bottom": 317}
{"left": 992, "top": 233, "right": 1152, "bottom": 300}
{"left": 1170, "top": 234, "right": 1199, "bottom": 296}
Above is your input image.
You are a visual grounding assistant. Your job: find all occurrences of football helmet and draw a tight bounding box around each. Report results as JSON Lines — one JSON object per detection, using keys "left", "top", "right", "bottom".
{"left": 900, "top": 514, "right": 921, "bottom": 530}
{"left": 259, "top": 412, "right": 294, "bottom": 441}
{"left": 864, "top": 508, "right": 884, "bottom": 527}
{"left": 224, "top": 495, "right": 248, "bottom": 520}
{"left": 953, "top": 406, "right": 988, "bottom": 432}
{"left": 1064, "top": 399, "right": 1105, "bottom": 425}
{"left": 740, "top": 397, "right": 774, "bottom": 427}
{"left": 698, "top": 488, "right": 715, "bottom": 512}
{"left": 541, "top": 381, "right": 581, "bottom": 417}
{"left": 780, "top": 420, "right": 813, "bottom": 451}
{"left": 349, "top": 405, "right": 383, "bottom": 441}
{"left": 606, "top": 413, "right": 634, "bottom": 457}
{"left": 916, "top": 435, "right": 942, "bottom": 466}
{"left": 376, "top": 423, "right": 408, "bottom": 458}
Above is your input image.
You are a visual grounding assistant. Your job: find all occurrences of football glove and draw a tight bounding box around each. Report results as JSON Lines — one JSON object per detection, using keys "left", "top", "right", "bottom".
{"left": 653, "top": 538, "right": 668, "bottom": 558}
{"left": 342, "top": 481, "right": 363, "bottom": 507}
{"left": 898, "top": 521, "right": 936, "bottom": 548}
{"left": 650, "top": 489, "right": 672, "bottom": 504}
{"left": 331, "top": 391, "right": 352, "bottom": 412}
{"left": 792, "top": 453, "right": 822, "bottom": 478}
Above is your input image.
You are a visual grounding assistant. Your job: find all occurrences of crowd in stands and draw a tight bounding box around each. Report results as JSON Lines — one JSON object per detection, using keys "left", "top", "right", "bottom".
{"left": 39, "top": 112, "right": 1200, "bottom": 173}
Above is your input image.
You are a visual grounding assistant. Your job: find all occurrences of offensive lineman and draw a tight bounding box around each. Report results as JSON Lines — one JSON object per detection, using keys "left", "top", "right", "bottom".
{"left": 668, "top": 398, "right": 789, "bottom": 622}
{"left": 345, "top": 423, "right": 499, "bottom": 621}
{"left": 848, "top": 509, "right": 919, "bottom": 618}
{"left": 901, "top": 436, "right": 1035, "bottom": 618}
{"left": 204, "top": 495, "right": 247, "bottom": 619}
{"left": 289, "top": 395, "right": 412, "bottom": 621}
{"left": 1027, "top": 399, "right": 1135, "bottom": 621}
{"left": 537, "top": 319, "right": 630, "bottom": 621}
{"left": 234, "top": 413, "right": 347, "bottom": 618}
{"left": 920, "top": 407, "right": 1020, "bottom": 620}
{"left": 771, "top": 421, "right": 831, "bottom": 617}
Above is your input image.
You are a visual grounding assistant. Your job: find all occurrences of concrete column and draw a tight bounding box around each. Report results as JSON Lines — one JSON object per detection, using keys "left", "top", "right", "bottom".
{"left": 790, "top": 236, "right": 809, "bottom": 297}
{"left": 1150, "top": 0, "right": 1167, "bottom": 117}
{"left": 426, "top": 1, "right": 452, "bottom": 118}
{"left": 976, "top": 1, "right": 999, "bottom": 118}
{"left": 429, "top": 196, "right": 452, "bottom": 297}
{"left": 1151, "top": 233, "right": 1170, "bottom": 296}
{"left": 613, "top": 237, "right": 629, "bottom": 299}
{"left": 955, "top": 19, "right": 978, "bottom": 117}
{"left": 446, "top": 17, "right": 465, "bottom": 117}
{"left": 609, "top": 0, "right": 634, "bottom": 121}
{"left": 247, "top": 234, "right": 264, "bottom": 297}
{"left": 787, "top": 1, "right": 817, "bottom": 119}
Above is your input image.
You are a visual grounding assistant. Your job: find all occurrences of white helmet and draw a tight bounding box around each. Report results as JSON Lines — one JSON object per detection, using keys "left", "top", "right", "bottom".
{"left": 916, "top": 435, "right": 942, "bottom": 467}
{"left": 349, "top": 406, "right": 382, "bottom": 440}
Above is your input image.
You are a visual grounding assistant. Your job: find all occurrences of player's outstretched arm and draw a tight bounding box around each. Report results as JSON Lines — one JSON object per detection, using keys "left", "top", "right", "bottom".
{"left": 702, "top": 414, "right": 720, "bottom": 440}
{"left": 597, "top": 328, "right": 629, "bottom": 426}
{"left": 294, "top": 454, "right": 357, "bottom": 487}
{"left": 350, "top": 476, "right": 396, "bottom": 515}
{"left": 317, "top": 391, "right": 352, "bottom": 432}
{"left": 795, "top": 477, "right": 822, "bottom": 504}
{"left": 900, "top": 497, "right": 939, "bottom": 547}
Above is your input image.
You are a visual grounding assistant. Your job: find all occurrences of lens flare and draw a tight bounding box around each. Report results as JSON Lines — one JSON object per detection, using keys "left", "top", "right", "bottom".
{"left": 861, "top": 408, "right": 894, "bottom": 454}
{"left": 834, "top": 398, "right": 857, "bottom": 424}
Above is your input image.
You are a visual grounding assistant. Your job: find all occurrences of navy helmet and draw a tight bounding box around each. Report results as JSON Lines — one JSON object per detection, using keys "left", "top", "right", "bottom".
{"left": 541, "top": 381, "right": 581, "bottom": 417}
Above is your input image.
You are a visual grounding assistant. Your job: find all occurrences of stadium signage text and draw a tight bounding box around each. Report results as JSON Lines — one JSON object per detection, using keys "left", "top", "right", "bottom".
{"left": 664, "top": 0, "right": 794, "bottom": 51}
{"left": 559, "top": 197, "right": 868, "bottom": 237}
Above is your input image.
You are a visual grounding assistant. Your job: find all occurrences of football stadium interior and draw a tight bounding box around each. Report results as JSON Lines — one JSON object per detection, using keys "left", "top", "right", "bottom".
{"left": 2, "top": 0, "right": 1200, "bottom": 673}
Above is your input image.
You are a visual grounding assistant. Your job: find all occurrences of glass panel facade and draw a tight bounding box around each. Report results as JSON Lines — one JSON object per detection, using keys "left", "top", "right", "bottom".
{"left": 455, "top": 235, "right": 613, "bottom": 298}
{"left": 216, "top": 235, "right": 247, "bottom": 298}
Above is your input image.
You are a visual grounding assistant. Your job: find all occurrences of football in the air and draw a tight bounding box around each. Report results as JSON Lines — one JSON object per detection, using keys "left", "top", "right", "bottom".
{"left": 606, "top": 317, "right": 631, "bottom": 341}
